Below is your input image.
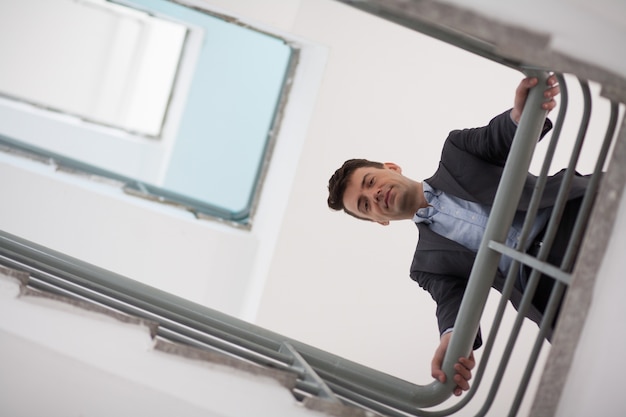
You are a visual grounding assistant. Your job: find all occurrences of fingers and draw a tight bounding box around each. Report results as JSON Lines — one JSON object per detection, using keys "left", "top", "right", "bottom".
{"left": 432, "top": 369, "right": 446, "bottom": 384}
{"left": 461, "top": 352, "right": 476, "bottom": 369}
{"left": 431, "top": 334, "right": 476, "bottom": 397}
{"left": 453, "top": 358, "right": 473, "bottom": 386}
{"left": 546, "top": 74, "right": 558, "bottom": 87}
{"left": 524, "top": 74, "right": 556, "bottom": 89}
{"left": 454, "top": 362, "right": 472, "bottom": 383}
{"left": 523, "top": 76, "right": 539, "bottom": 89}
{"left": 514, "top": 77, "right": 536, "bottom": 102}
{"left": 431, "top": 332, "right": 452, "bottom": 383}
{"left": 524, "top": 75, "right": 559, "bottom": 110}
{"left": 542, "top": 75, "right": 560, "bottom": 111}
{"left": 451, "top": 354, "right": 476, "bottom": 396}
{"left": 513, "top": 75, "right": 560, "bottom": 118}
{"left": 511, "top": 77, "right": 537, "bottom": 123}
{"left": 431, "top": 352, "right": 446, "bottom": 383}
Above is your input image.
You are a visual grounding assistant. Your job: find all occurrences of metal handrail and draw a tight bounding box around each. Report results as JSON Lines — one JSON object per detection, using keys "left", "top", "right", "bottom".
{"left": 428, "top": 72, "right": 571, "bottom": 417}
{"left": 1, "top": 3, "right": 623, "bottom": 416}
{"left": 0, "top": 73, "right": 577, "bottom": 415}
{"left": 1, "top": 73, "right": 622, "bottom": 416}
{"left": 434, "top": 69, "right": 552, "bottom": 406}
{"left": 474, "top": 77, "right": 592, "bottom": 417}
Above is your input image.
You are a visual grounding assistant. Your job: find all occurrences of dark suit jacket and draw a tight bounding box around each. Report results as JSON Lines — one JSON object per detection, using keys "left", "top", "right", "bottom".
{"left": 409, "top": 110, "right": 589, "bottom": 349}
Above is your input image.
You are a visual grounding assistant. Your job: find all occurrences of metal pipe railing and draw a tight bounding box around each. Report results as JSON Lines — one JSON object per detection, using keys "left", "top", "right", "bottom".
{"left": 0, "top": 3, "right": 622, "bottom": 416}
{"left": 0, "top": 70, "right": 574, "bottom": 415}
{"left": 475, "top": 77, "right": 593, "bottom": 417}
{"left": 429, "top": 70, "right": 552, "bottom": 408}
{"left": 507, "top": 93, "right": 619, "bottom": 417}
{"left": 425, "top": 72, "right": 571, "bottom": 417}
{"left": 0, "top": 230, "right": 428, "bottom": 407}
{"left": 1, "top": 1, "right": 618, "bottom": 416}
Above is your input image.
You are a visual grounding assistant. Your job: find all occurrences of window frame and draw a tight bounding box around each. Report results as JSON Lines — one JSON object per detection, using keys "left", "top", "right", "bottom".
{"left": 0, "top": 0, "right": 300, "bottom": 227}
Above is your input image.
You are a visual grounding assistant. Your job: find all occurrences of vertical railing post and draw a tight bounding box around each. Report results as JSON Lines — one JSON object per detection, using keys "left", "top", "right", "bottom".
{"left": 438, "top": 70, "right": 551, "bottom": 397}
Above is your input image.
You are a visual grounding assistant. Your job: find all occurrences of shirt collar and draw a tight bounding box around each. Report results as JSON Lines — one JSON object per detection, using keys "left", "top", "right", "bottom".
{"left": 414, "top": 181, "right": 437, "bottom": 224}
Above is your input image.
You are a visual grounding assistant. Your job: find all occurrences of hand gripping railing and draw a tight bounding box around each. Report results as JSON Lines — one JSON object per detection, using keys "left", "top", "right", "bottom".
{"left": 423, "top": 69, "right": 554, "bottom": 406}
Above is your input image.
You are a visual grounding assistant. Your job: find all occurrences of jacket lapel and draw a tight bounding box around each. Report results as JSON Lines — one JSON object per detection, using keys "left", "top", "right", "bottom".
{"left": 411, "top": 224, "right": 476, "bottom": 279}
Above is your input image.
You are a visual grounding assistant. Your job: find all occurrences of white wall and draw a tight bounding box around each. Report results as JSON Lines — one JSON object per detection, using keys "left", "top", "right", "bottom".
{"left": 0, "top": 0, "right": 328, "bottom": 318}
{"left": 0, "top": 152, "right": 259, "bottom": 313}
{"left": 0, "top": 272, "right": 321, "bottom": 417}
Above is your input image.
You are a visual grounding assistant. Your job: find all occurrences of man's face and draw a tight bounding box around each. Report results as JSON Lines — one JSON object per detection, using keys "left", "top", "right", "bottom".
{"left": 342, "top": 162, "right": 418, "bottom": 225}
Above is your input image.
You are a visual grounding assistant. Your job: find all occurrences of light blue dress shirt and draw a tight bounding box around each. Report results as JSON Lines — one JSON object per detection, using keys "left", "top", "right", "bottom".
{"left": 414, "top": 181, "right": 551, "bottom": 277}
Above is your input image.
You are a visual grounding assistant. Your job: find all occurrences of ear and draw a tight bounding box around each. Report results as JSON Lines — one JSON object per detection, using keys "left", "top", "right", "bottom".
{"left": 383, "top": 162, "right": 402, "bottom": 173}
{"left": 376, "top": 220, "right": 390, "bottom": 226}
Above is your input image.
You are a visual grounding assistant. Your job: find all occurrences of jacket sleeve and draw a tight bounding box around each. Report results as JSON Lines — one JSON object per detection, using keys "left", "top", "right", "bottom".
{"left": 413, "top": 270, "right": 483, "bottom": 350}
{"left": 446, "top": 109, "right": 552, "bottom": 167}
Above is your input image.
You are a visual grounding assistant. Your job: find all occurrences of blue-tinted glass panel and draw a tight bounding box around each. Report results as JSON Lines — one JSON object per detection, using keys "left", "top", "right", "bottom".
{"left": 123, "top": 0, "right": 292, "bottom": 217}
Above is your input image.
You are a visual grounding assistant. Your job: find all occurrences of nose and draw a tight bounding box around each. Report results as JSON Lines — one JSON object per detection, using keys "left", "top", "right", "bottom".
{"left": 371, "top": 188, "right": 383, "bottom": 203}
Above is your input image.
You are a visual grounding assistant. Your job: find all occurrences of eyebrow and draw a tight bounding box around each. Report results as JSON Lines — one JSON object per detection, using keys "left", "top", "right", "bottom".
{"left": 361, "top": 173, "right": 370, "bottom": 190}
{"left": 357, "top": 173, "right": 370, "bottom": 213}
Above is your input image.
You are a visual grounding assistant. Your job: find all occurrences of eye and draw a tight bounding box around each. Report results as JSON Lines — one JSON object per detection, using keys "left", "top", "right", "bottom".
{"left": 369, "top": 177, "right": 375, "bottom": 186}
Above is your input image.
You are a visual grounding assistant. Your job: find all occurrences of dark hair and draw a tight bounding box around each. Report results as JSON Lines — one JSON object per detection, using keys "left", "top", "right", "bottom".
{"left": 327, "top": 159, "right": 384, "bottom": 218}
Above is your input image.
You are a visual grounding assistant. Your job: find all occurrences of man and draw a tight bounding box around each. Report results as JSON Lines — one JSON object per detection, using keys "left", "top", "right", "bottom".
{"left": 327, "top": 76, "right": 588, "bottom": 396}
